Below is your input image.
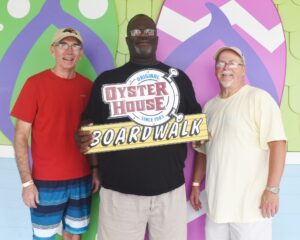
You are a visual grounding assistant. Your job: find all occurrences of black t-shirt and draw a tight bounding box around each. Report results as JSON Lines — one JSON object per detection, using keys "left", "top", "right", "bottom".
{"left": 83, "top": 61, "right": 202, "bottom": 196}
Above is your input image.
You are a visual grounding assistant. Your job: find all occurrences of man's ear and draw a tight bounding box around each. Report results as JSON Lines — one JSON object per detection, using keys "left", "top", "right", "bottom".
{"left": 242, "top": 66, "right": 246, "bottom": 77}
{"left": 79, "top": 51, "right": 83, "bottom": 60}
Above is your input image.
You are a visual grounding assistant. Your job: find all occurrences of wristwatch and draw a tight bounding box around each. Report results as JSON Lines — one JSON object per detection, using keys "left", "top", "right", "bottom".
{"left": 265, "top": 186, "right": 280, "bottom": 194}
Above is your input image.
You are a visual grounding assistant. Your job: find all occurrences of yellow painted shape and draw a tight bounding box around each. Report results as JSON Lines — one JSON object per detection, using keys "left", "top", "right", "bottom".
{"left": 278, "top": 1, "right": 300, "bottom": 32}
{"left": 274, "top": 0, "right": 300, "bottom": 151}
{"left": 290, "top": 31, "right": 300, "bottom": 59}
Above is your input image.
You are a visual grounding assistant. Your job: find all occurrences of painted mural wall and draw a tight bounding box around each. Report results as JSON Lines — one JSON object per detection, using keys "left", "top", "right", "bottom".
{"left": 0, "top": 0, "right": 299, "bottom": 239}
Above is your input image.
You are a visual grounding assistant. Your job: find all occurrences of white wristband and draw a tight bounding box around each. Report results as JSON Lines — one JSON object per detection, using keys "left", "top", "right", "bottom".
{"left": 22, "top": 180, "right": 34, "bottom": 188}
{"left": 192, "top": 181, "right": 200, "bottom": 187}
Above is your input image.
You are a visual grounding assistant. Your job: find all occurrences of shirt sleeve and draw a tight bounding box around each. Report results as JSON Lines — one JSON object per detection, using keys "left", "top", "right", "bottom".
{"left": 10, "top": 78, "right": 38, "bottom": 123}
{"left": 81, "top": 75, "right": 103, "bottom": 124}
{"left": 255, "top": 90, "right": 287, "bottom": 150}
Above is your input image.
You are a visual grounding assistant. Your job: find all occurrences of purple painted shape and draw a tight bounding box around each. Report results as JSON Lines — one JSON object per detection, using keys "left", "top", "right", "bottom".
{"left": 0, "top": 0, "right": 114, "bottom": 143}
{"left": 185, "top": 43, "right": 220, "bottom": 106}
{"left": 164, "top": 3, "right": 278, "bottom": 103}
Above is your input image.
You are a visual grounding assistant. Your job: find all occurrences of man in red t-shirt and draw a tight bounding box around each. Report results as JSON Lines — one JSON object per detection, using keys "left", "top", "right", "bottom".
{"left": 11, "top": 28, "right": 100, "bottom": 240}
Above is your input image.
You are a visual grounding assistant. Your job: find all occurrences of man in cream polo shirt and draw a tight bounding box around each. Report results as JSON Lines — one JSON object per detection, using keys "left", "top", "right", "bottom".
{"left": 190, "top": 46, "right": 287, "bottom": 240}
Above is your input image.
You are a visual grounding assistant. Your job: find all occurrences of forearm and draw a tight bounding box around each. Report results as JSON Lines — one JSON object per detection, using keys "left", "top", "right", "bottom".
{"left": 267, "top": 140, "right": 287, "bottom": 187}
{"left": 88, "top": 154, "right": 99, "bottom": 168}
{"left": 14, "top": 123, "right": 32, "bottom": 183}
{"left": 88, "top": 154, "right": 101, "bottom": 192}
{"left": 192, "top": 152, "right": 206, "bottom": 183}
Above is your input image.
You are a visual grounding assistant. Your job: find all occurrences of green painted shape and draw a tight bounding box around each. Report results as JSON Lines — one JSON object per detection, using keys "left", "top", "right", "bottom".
{"left": 127, "top": 0, "right": 154, "bottom": 18}
{"left": 114, "top": 0, "right": 164, "bottom": 67}
{"left": 0, "top": 0, "right": 46, "bottom": 59}
{"left": 60, "top": 0, "right": 118, "bottom": 59}
{"left": 285, "top": 33, "right": 300, "bottom": 86}
{"left": 289, "top": 83, "right": 300, "bottom": 114}
{"left": 273, "top": 0, "right": 287, "bottom": 4}
{"left": 274, "top": 0, "right": 300, "bottom": 151}
{"left": 152, "top": 0, "right": 166, "bottom": 16}
{"left": 290, "top": 31, "right": 300, "bottom": 59}
{"left": 0, "top": 132, "right": 11, "bottom": 145}
{"left": 55, "top": 233, "right": 62, "bottom": 240}
{"left": 281, "top": 87, "right": 300, "bottom": 150}
{"left": 278, "top": 0, "right": 300, "bottom": 32}
{"left": 292, "top": 0, "right": 300, "bottom": 6}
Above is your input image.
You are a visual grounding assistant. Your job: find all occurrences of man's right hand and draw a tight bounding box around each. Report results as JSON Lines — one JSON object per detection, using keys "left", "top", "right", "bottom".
{"left": 190, "top": 186, "right": 202, "bottom": 211}
{"left": 75, "top": 128, "right": 94, "bottom": 153}
{"left": 22, "top": 184, "right": 39, "bottom": 208}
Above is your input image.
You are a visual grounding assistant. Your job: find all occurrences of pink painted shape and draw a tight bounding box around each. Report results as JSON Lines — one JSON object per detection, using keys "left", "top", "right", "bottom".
{"left": 163, "top": 0, "right": 280, "bottom": 27}
{"left": 237, "top": 0, "right": 281, "bottom": 28}
{"left": 188, "top": 216, "right": 206, "bottom": 239}
{"left": 232, "top": 25, "right": 286, "bottom": 100}
{"left": 164, "top": 0, "right": 228, "bottom": 21}
{"left": 157, "top": 30, "right": 181, "bottom": 62}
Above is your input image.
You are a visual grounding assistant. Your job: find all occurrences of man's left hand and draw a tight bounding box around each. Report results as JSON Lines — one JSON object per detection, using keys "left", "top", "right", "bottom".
{"left": 91, "top": 169, "right": 101, "bottom": 193}
{"left": 260, "top": 190, "right": 279, "bottom": 218}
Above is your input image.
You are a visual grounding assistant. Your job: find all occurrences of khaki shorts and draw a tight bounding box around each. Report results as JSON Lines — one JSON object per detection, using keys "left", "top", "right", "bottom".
{"left": 98, "top": 185, "right": 187, "bottom": 240}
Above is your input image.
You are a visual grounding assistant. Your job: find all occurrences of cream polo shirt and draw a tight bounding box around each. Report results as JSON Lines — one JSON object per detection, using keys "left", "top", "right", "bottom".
{"left": 201, "top": 85, "right": 286, "bottom": 223}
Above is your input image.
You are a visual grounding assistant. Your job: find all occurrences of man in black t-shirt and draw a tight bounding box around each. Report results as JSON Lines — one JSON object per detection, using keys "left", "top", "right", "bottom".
{"left": 80, "top": 14, "right": 201, "bottom": 240}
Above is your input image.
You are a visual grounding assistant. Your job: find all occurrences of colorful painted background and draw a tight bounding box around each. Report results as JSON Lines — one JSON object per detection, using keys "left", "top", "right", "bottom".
{"left": 0, "top": 0, "right": 299, "bottom": 239}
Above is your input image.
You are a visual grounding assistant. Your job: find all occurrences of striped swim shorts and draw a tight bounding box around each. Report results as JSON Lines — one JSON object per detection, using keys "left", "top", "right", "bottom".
{"left": 30, "top": 175, "right": 92, "bottom": 240}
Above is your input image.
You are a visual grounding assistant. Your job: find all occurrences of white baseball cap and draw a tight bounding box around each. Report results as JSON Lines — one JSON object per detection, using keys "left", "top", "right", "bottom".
{"left": 214, "top": 46, "right": 246, "bottom": 64}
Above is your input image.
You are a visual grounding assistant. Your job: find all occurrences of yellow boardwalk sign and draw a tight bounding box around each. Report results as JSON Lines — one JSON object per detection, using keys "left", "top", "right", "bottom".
{"left": 81, "top": 113, "right": 208, "bottom": 154}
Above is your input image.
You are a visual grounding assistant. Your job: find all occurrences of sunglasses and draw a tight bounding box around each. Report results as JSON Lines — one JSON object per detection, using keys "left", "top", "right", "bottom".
{"left": 54, "top": 42, "right": 82, "bottom": 51}
{"left": 129, "top": 28, "right": 156, "bottom": 37}
{"left": 215, "top": 61, "right": 244, "bottom": 69}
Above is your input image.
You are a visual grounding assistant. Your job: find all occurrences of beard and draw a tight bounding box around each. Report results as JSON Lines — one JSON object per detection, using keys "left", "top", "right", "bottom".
{"left": 219, "top": 79, "right": 234, "bottom": 88}
{"left": 134, "top": 44, "right": 153, "bottom": 57}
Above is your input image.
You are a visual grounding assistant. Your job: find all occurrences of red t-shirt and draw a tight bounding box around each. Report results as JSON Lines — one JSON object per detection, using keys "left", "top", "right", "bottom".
{"left": 11, "top": 69, "right": 92, "bottom": 180}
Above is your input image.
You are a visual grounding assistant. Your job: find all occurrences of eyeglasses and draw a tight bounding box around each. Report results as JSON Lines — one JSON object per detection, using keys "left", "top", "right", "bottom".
{"left": 63, "top": 28, "right": 78, "bottom": 35}
{"left": 54, "top": 42, "right": 82, "bottom": 51}
{"left": 129, "top": 28, "right": 156, "bottom": 37}
{"left": 216, "top": 61, "right": 244, "bottom": 69}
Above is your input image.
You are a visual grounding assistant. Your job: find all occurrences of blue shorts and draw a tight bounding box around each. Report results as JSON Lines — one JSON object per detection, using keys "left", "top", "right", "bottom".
{"left": 30, "top": 175, "right": 92, "bottom": 240}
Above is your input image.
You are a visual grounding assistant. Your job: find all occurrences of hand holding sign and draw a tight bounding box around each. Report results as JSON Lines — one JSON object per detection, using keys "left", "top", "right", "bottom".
{"left": 76, "top": 123, "right": 94, "bottom": 153}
